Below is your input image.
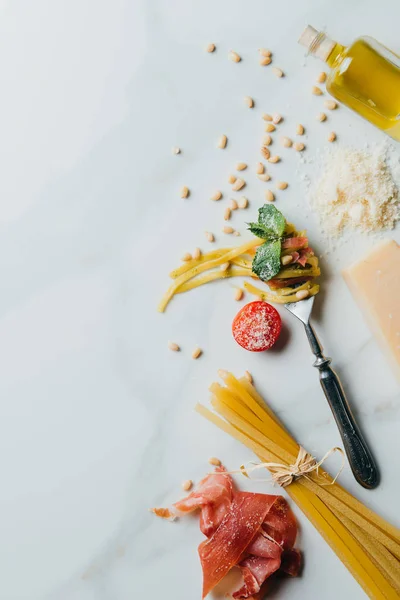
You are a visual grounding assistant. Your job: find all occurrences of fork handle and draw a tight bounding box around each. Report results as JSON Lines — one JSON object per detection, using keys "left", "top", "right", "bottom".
{"left": 304, "top": 323, "right": 379, "bottom": 489}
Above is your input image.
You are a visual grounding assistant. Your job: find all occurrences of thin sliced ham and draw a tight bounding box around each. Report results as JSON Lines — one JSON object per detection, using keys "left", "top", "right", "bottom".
{"left": 261, "top": 496, "right": 297, "bottom": 550}
{"left": 233, "top": 556, "right": 281, "bottom": 599}
{"left": 268, "top": 276, "right": 313, "bottom": 290}
{"left": 296, "top": 247, "right": 314, "bottom": 267}
{"left": 280, "top": 548, "right": 302, "bottom": 577}
{"left": 282, "top": 236, "right": 308, "bottom": 250}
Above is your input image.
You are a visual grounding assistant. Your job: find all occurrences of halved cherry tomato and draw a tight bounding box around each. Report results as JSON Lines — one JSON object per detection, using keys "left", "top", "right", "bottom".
{"left": 232, "top": 301, "right": 282, "bottom": 352}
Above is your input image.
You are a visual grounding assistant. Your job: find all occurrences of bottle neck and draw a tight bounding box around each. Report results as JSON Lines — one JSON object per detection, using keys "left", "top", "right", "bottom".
{"left": 325, "top": 42, "right": 347, "bottom": 67}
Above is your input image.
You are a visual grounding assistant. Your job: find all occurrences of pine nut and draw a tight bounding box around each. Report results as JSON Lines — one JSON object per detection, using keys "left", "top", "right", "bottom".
{"left": 234, "top": 288, "right": 244, "bottom": 301}
{"left": 265, "top": 123, "right": 275, "bottom": 133}
{"left": 262, "top": 113, "right": 273, "bottom": 121}
{"left": 182, "top": 479, "right": 193, "bottom": 491}
{"left": 281, "top": 255, "right": 293, "bottom": 265}
{"left": 233, "top": 231, "right": 241, "bottom": 236}
{"left": 236, "top": 162, "right": 247, "bottom": 171}
{"left": 296, "top": 289, "right": 310, "bottom": 300}
{"left": 193, "top": 247, "right": 201, "bottom": 260}
{"left": 263, "top": 134, "right": 272, "bottom": 146}
{"left": 324, "top": 100, "right": 338, "bottom": 110}
{"left": 281, "top": 136, "right": 292, "bottom": 148}
{"left": 192, "top": 347, "right": 202, "bottom": 359}
{"left": 293, "top": 142, "right": 305, "bottom": 152}
{"left": 259, "top": 56, "right": 272, "bottom": 66}
{"left": 259, "top": 48, "right": 272, "bottom": 57}
{"left": 296, "top": 124, "right": 304, "bottom": 135}
{"left": 206, "top": 43, "right": 216, "bottom": 53}
{"left": 229, "top": 50, "right": 241, "bottom": 63}
{"left": 224, "top": 207, "right": 232, "bottom": 221}
{"left": 272, "top": 67, "right": 284, "bottom": 77}
{"left": 238, "top": 196, "right": 248, "bottom": 209}
{"left": 276, "top": 181, "right": 288, "bottom": 190}
{"left": 220, "top": 262, "right": 230, "bottom": 271}
{"left": 328, "top": 131, "right": 337, "bottom": 142}
{"left": 244, "top": 370, "right": 253, "bottom": 383}
{"left": 272, "top": 113, "right": 283, "bottom": 124}
{"left": 265, "top": 189, "right": 275, "bottom": 202}
{"left": 230, "top": 199, "right": 238, "bottom": 210}
{"left": 317, "top": 71, "right": 327, "bottom": 83}
{"left": 316, "top": 112, "right": 327, "bottom": 122}
{"left": 181, "top": 252, "right": 192, "bottom": 262}
{"left": 312, "top": 85, "right": 323, "bottom": 95}
{"left": 244, "top": 96, "right": 254, "bottom": 108}
{"left": 205, "top": 231, "right": 215, "bottom": 242}
{"left": 268, "top": 155, "right": 280, "bottom": 163}
{"left": 208, "top": 457, "right": 221, "bottom": 466}
{"left": 257, "top": 173, "right": 271, "bottom": 182}
{"left": 172, "top": 146, "right": 181, "bottom": 155}
{"left": 181, "top": 186, "right": 189, "bottom": 198}
{"left": 256, "top": 162, "right": 264, "bottom": 174}
{"left": 168, "top": 342, "right": 180, "bottom": 351}
{"left": 217, "top": 134, "right": 227, "bottom": 148}
{"left": 228, "top": 174, "right": 237, "bottom": 184}
{"left": 211, "top": 190, "right": 223, "bottom": 201}
{"left": 261, "top": 146, "right": 271, "bottom": 160}
{"left": 232, "top": 178, "right": 245, "bottom": 191}
{"left": 223, "top": 226, "right": 234, "bottom": 234}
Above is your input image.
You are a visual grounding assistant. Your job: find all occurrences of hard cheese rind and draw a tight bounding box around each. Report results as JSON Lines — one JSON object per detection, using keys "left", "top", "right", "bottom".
{"left": 342, "top": 239, "right": 400, "bottom": 381}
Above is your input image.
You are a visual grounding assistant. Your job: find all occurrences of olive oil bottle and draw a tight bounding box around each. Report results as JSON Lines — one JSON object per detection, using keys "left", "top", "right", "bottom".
{"left": 299, "top": 26, "right": 400, "bottom": 141}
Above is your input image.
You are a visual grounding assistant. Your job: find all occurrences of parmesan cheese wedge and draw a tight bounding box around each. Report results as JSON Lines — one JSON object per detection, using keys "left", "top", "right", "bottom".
{"left": 342, "top": 240, "right": 400, "bottom": 381}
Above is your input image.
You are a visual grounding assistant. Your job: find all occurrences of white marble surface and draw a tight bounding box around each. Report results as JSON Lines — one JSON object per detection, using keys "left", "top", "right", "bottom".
{"left": 0, "top": 1, "right": 399, "bottom": 599}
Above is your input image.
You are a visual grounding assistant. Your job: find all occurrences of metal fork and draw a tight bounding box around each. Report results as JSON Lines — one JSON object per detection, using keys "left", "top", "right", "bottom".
{"left": 285, "top": 296, "right": 379, "bottom": 489}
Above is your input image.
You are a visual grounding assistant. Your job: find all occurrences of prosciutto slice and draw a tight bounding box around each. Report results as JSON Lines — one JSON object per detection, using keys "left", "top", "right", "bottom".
{"left": 233, "top": 556, "right": 281, "bottom": 599}
{"left": 282, "top": 236, "right": 308, "bottom": 250}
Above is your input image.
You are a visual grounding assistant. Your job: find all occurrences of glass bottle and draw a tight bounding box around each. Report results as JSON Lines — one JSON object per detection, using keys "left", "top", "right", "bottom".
{"left": 299, "top": 25, "right": 400, "bottom": 141}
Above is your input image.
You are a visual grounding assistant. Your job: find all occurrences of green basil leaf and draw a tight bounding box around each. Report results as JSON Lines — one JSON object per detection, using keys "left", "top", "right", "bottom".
{"left": 252, "top": 240, "right": 282, "bottom": 282}
{"left": 247, "top": 222, "right": 274, "bottom": 239}
{"left": 257, "top": 205, "right": 286, "bottom": 238}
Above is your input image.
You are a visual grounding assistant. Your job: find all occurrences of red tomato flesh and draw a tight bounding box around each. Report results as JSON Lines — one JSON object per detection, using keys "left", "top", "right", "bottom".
{"left": 232, "top": 301, "right": 282, "bottom": 352}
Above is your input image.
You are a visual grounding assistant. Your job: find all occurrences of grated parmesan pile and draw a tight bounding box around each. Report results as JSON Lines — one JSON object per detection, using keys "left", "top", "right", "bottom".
{"left": 309, "top": 145, "right": 399, "bottom": 237}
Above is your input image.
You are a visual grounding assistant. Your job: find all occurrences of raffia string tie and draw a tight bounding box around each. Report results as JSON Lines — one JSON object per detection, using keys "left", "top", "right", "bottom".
{"left": 228, "top": 446, "right": 345, "bottom": 487}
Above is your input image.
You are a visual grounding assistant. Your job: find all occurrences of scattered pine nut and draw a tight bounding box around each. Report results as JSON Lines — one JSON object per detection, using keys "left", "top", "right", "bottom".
{"left": 205, "top": 231, "right": 215, "bottom": 242}
{"left": 244, "top": 96, "right": 254, "bottom": 108}
{"left": 259, "top": 48, "right": 272, "bottom": 57}
{"left": 211, "top": 190, "right": 223, "bottom": 201}
{"left": 272, "top": 67, "right": 284, "bottom": 78}
{"left": 220, "top": 262, "right": 230, "bottom": 272}
{"left": 224, "top": 207, "right": 232, "bottom": 221}
{"left": 316, "top": 112, "right": 327, "bottom": 122}
{"left": 233, "top": 231, "right": 240, "bottom": 236}
{"left": 261, "top": 146, "right": 271, "bottom": 160}
{"left": 324, "top": 99, "right": 338, "bottom": 110}
{"left": 276, "top": 181, "right": 288, "bottom": 190}
{"left": 217, "top": 134, "right": 228, "bottom": 149}
{"left": 182, "top": 479, "right": 193, "bottom": 491}
{"left": 223, "top": 226, "right": 234, "bottom": 234}
{"left": 265, "top": 123, "right": 276, "bottom": 133}
{"left": 312, "top": 85, "right": 323, "bottom": 96}
{"left": 229, "top": 50, "right": 241, "bottom": 63}
{"left": 317, "top": 71, "right": 327, "bottom": 83}
{"left": 181, "top": 252, "right": 192, "bottom": 262}
{"left": 263, "top": 134, "right": 272, "bottom": 146}
{"left": 268, "top": 155, "right": 280, "bottom": 163}
{"left": 328, "top": 131, "right": 337, "bottom": 142}
{"left": 265, "top": 189, "right": 275, "bottom": 202}
{"left": 281, "top": 136, "right": 292, "bottom": 148}
{"left": 206, "top": 43, "right": 215, "bottom": 53}
{"left": 168, "top": 342, "right": 180, "bottom": 352}
{"left": 172, "top": 146, "right": 181, "bottom": 155}
{"left": 238, "top": 196, "right": 248, "bottom": 209}
{"left": 293, "top": 142, "right": 305, "bottom": 152}
{"left": 244, "top": 370, "right": 253, "bottom": 383}
{"left": 296, "top": 289, "right": 310, "bottom": 300}
{"left": 208, "top": 457, "right": 221, "bottom": 466}
{"left": 281, "top": 255, "right": 293, "bottom": 265}
{"left": 193, "top": 247, "right": 201, "bottom": 260}
{"left": 262, "top": 113, "right": 273, "bottom": 121}
{"left": 296, "top": 124, "right": 304, "bottom": 135}
{"left": 257, "top": 173, "right": 271, "bottom": 182}
{"left": 256, "top": 162, "right": 264, "bottom": 174}
{"left": 232, "top": 178, "right": 245, "bottom": 191}
{"left": 181, "top": 186, "right": 189, "bottom": 198}
{"left": 230, "top": 199, "right": 238, "bottom": 210}
{"left": 236, "top": 162, "right": 247, "bottom": 171}
{"left": 272, "top": 113, "right": 283, "bottom": 124}
{"left": 228, "top": 174, "right": 237, "bottom": 184}
{"left": 192, "top": 347, "right": 203, "bottom": 359}
{"left": 259, "top": 56, "right": 272, "bottom": 66}
{"left": 234, "top": 288, "right": 244, "bottom": 301}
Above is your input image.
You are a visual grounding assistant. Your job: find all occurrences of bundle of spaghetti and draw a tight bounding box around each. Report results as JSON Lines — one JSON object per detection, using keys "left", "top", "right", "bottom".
{"left": 196, "top": 371, "right": 400, "bottom": 600}
{"left": 158, "top": 225, "right": 321, "bottom": 312}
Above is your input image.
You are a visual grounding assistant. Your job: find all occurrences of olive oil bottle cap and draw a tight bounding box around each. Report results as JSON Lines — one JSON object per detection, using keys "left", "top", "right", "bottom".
{"left": 299, "top": 25, "right": 336, "bottom": 61}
